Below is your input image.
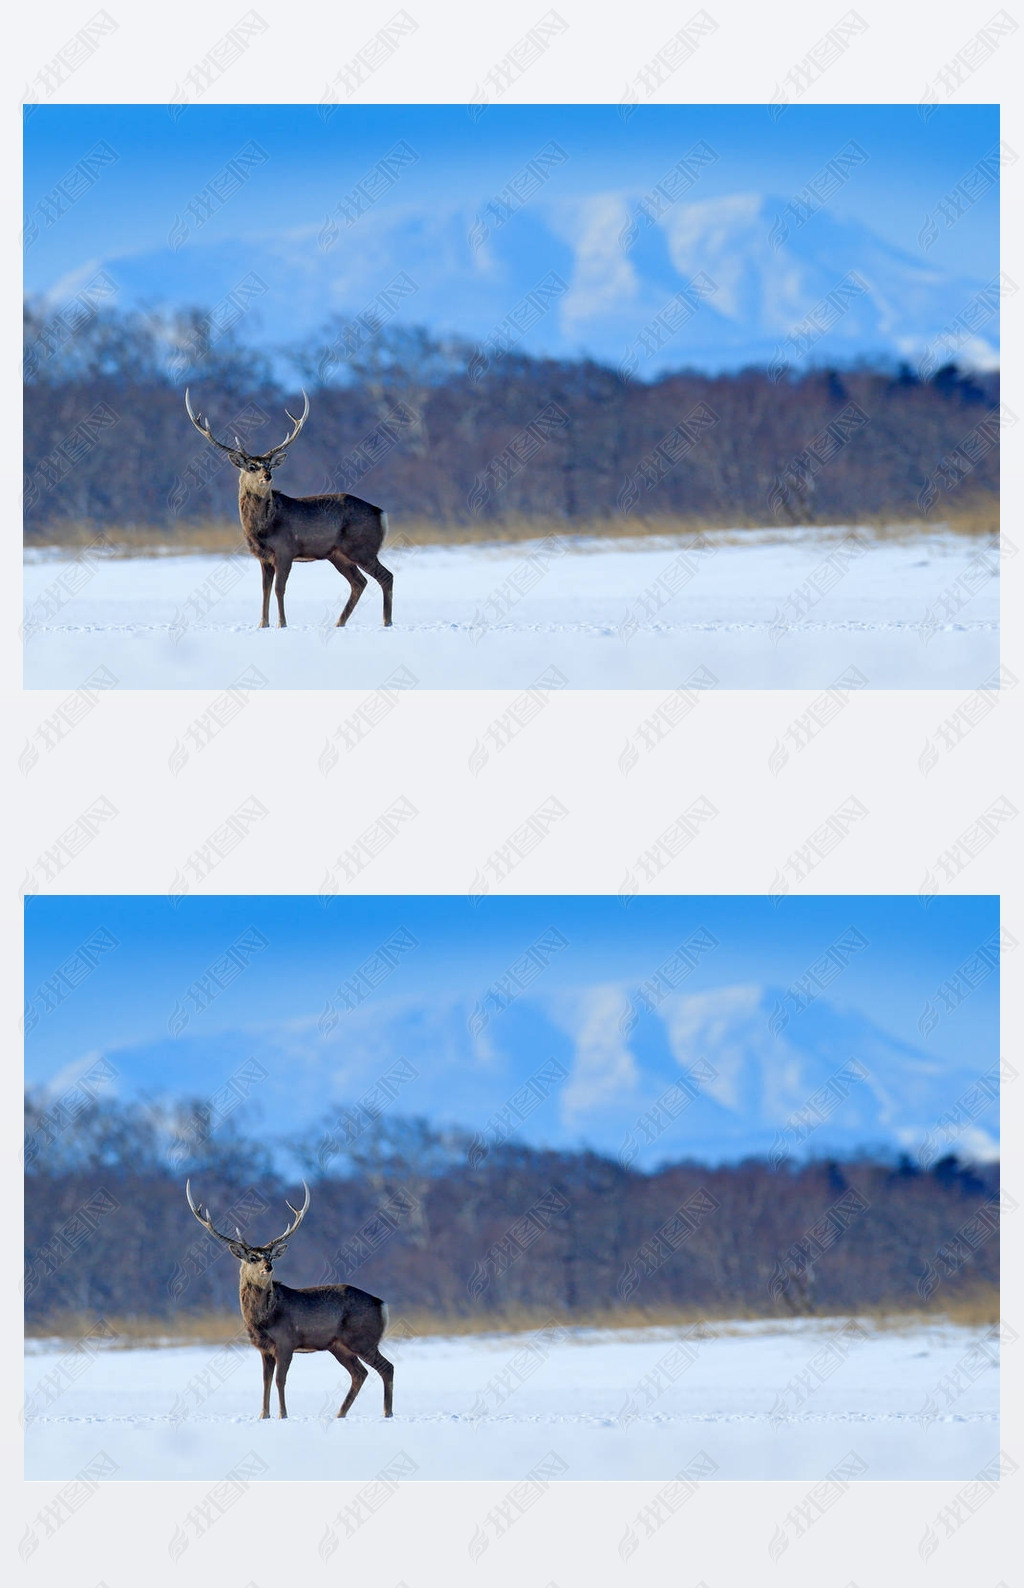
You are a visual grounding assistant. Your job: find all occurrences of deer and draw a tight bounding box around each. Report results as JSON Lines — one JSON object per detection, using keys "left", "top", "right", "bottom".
{"left": 185, "top": 1180, "right": 394, "bottom": 1420}
{"left": 184, "top": 390, "right": 393, "bottom": 630}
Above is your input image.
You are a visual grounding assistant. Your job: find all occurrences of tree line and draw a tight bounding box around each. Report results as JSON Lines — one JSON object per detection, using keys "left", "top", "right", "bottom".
{"left": 24, "top": 1097, "right": 1000, "bottom": 1325}
{"left": 23, "top": 302, "right": 999, "bottom": 535}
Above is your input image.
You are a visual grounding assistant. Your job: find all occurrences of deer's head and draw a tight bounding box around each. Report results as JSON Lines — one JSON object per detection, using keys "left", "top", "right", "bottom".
{"left": 184, "top": 390, "right": 310, "bottom": 486}
{"left": 186, "top": 1180, "right": 310, "bottom": 1285}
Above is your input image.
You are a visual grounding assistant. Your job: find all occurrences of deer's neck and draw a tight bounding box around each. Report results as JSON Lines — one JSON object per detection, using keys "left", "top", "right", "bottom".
{"left": 239, "top": 1271, "right": 277, "bottom": 1341}
{"left": 238, "top": 474, "right": 276, "bottom": 550}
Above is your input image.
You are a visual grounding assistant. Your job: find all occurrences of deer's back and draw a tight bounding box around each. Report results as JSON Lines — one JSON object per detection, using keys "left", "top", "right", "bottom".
{"left": 266, "top": 1280, "right": 387, "bottom": 1353}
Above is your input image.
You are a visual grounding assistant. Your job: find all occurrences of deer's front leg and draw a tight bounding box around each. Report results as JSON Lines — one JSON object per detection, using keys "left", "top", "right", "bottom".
{"left": 259, "top": 562, "right": 274, "bottom": 629}
{"left": 260, "top": 1351, "right": 274, "bottom": 1419}
{"left": 275, "top": 1346, "right": 293, "bottom": 1418}
{"left": 274, "top": 557, "right": 292, "bottom": 629}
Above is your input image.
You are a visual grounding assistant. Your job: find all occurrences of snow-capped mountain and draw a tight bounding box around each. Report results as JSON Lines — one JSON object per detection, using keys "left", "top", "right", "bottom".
{"left": 38, "top": 983, "right": 998, "bottom": 1169}
{"left": 39, "top": 193, "right": 997, "bottom": 376}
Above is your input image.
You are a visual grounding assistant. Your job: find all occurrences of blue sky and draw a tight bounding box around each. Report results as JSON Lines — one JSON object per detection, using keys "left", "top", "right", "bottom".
{"left": 26, "top": 893, "right": 998, "bottom": 1088}
{"left": 25, "top": 103, "right": 998, "bottom": 287}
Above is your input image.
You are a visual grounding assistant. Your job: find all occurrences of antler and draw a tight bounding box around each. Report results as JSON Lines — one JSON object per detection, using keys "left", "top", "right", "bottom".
{"left": 267, "top": 391, "right": 310, "bottom": 457}
{"left": 184, "top": 389, "right": 239, "bottom": 455}
{"left": 266, "top": 1181, "right": 311, "bottom": 1246}
{"left": 185, "top": 1179, "right": 241, "bottom": 1246}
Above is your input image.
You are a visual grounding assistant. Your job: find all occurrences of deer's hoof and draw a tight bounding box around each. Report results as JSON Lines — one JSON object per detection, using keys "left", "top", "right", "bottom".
{"left": 258, "top": 622, "right": 269, "bottom": 629}
{"left": 259, "top": 1412, "right": 270, "bottom": 1420}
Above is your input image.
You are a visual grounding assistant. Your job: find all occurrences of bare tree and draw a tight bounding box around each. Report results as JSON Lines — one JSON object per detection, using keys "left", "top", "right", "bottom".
{"left": 185, "top": 1180, "right": 394, "bottom": 1419}
{"left": 185, "top": 390, "right": 393, "bottom": 629}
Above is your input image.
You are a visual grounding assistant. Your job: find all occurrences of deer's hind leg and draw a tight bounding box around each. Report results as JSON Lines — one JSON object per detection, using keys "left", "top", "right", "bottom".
{"left": 329, "top": 1342, "right": 368, "bottom": 1418}
{"left": 362, "top": 1346, "right": 394, "bottom": 1418}
{"left": 361, "top": 556, "right": 393, "bottom": 627}
{"left": 328, "top": 551, "right": 367, "bottom": 627}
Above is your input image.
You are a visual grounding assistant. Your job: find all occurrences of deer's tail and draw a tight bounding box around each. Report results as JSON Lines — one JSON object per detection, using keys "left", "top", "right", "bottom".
{"left": 380, "top": 1301, "right": 390, "bottom": 1338}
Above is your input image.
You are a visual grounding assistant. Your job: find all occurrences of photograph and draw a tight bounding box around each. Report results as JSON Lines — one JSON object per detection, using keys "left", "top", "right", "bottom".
{"left": 23, "top": 102, "right": 1001, "bottom": 690}
{"left": 25, "top": 894, "right": 1001, "bottom": 1484}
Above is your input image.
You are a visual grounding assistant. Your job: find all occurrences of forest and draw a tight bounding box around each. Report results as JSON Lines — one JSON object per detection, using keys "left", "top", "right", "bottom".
{"left": 24, "top": 1096, "right": 1001, "bottom": 1331}
{"left": 23, "top": 301, "right": 1000, "bottom": 539}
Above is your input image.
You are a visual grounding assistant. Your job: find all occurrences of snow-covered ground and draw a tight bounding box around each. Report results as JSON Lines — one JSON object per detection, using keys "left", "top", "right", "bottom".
{"left": 23, "top": 528, "right": 998, "bottom": 690}
{"left": 24, "top": 1318, "right": 998, "bottom": 1481}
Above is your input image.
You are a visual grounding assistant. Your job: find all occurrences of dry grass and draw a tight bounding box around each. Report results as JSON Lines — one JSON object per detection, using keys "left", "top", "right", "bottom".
{"left": 24, "top": 500, "right": 998, "bottom": 558}
{"left": 27, "top": 1287, "right": 999, "bottom": 1347}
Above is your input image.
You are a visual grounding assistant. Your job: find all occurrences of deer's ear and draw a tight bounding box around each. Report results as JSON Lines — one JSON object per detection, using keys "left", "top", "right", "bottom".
{"left": 267, "top": 1239, "right": 290, "bottom": 1259}
{"left": 228, "top": 451, "right": 247, "bottom": 469}
{"left": 229, "top": 1241, "right": 250, "bottom": 1260}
